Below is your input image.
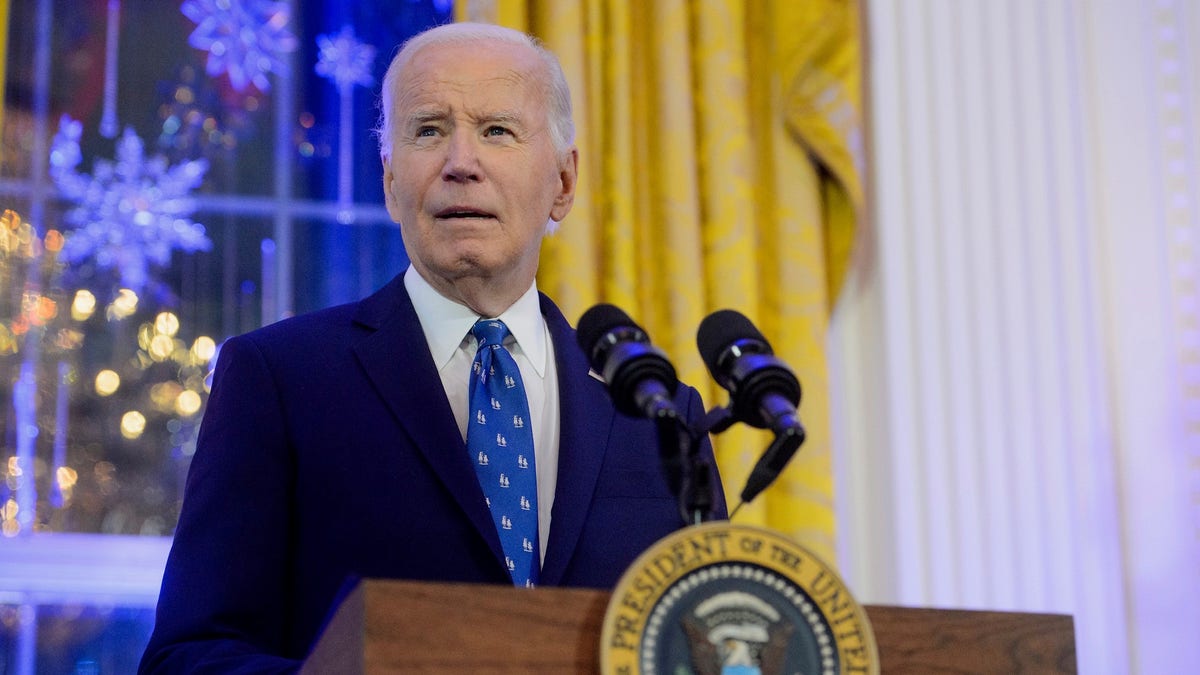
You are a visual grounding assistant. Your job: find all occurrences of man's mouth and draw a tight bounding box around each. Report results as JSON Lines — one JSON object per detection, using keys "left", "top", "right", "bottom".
{"left": 435, "top": 207, "right": 496, "bottom": 220}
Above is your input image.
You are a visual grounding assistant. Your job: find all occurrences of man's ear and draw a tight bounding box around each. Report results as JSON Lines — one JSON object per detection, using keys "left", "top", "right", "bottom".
{"left": 382, "top": 156, "right": 403, "bottom": 223}
{"left": 549, "top": 146, "right": 579, "bottom": 223}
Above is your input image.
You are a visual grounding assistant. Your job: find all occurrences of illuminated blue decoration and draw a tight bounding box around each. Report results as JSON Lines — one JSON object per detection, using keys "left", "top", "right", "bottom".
{"left": 50, "top": 116, "right": 212, "bottom": 291}
{"left": 315, "top": 25, "right": 376, "bottom": 223}
{"left": 181, "top": 0, "right": 298, "bottom": 92}
{"left": 420, "top": 0, "right": 455, "bottom": 14}
{"left": 315, "top": 25, "right": 376, "bottom": 92}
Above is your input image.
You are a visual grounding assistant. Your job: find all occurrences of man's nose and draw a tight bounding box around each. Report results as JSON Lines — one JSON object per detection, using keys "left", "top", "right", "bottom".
{"left": 441, "top": 131, "right": 481, "bottom": 182}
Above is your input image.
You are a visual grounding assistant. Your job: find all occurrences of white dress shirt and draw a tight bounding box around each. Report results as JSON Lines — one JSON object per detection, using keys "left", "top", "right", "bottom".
{"left": 403, "top": 266, "right": 560, "bottom": 564}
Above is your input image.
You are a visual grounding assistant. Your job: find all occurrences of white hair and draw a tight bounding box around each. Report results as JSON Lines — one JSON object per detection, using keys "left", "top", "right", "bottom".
{"left": 375, "top": 22, "right": 575, "bottom": 161}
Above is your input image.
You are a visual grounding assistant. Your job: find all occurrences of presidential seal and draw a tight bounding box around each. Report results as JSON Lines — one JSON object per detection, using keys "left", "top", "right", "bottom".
{"left": 600, "top": 522, "right": 878, "bottom": 675}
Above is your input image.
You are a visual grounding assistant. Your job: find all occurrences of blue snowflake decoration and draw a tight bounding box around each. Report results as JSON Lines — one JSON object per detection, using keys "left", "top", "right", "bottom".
{"left": 50, "top": 116, "right": 212, "bottom": 291}
{"left": 181, "top": 0, "right": 298, "bottom": 92}
{"left": 315, "top": 25, "right": 376, "bottom": 92}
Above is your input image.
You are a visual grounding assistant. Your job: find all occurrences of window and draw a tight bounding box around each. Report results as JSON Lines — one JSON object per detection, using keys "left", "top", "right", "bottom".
{"left": 0, "top": 2, "right": 448, "bottom": 670}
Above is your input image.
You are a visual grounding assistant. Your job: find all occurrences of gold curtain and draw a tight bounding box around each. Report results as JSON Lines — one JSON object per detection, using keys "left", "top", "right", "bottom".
{"left": 460, "top": 0, "right": 862, "bottom": 563}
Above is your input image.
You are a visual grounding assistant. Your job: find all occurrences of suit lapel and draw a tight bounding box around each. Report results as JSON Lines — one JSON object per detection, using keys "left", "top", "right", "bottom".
{"left": 538, "top": 294, "right": 612, "bottom": 585}
{"left": 350, "top": 276, "right": 506, "bottom": 570}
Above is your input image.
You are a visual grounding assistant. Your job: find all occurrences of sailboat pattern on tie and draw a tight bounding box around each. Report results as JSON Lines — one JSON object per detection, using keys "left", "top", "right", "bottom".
{"left": 466, "top": 319, "right": 539, "bottom": 588}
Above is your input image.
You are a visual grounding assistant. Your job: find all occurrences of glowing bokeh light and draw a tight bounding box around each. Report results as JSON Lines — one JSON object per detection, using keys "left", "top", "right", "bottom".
{"left": 95, "top": 369, "right": 121, "bottom": 396}
{"left": 34, "top": 296, "right": 58, "bottom": 323}
{"left": 56, "top": 466, "right": 78, "bottom": 490}
{"left": 44, "top": 229, "right": 64, "bottom": 252}
{"left": 149, "top": 334, "right": 176, "bottom": 361}
{"left": 155, "top": 311, "right": 181, "bottom": 337}
{"left": 192, "top": 335, "right": 217, "bottom": 363}
{"left": 1, "top": 499, "right": 18, "bottom": 537}
{"left": 121, "top": 411, "right": 147, "bottom": 439}
{"left": 138, "top": 323, "right": 155, "bottom": 351}
{"left": 176, "top": 390, "right": 203, "bottom": 417}
{"left": 72, "top": 289, "right": 97, "bottom": 321}
{"left": 107, "top": 288, "right": 139, "bottom": 320}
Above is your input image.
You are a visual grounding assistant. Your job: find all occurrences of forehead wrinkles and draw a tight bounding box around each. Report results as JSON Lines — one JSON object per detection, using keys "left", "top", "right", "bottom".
{"left": 395, "top": 60, "right": 551, "bottom": 132}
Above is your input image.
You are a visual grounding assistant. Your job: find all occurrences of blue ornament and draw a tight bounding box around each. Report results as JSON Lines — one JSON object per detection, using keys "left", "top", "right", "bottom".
{"left": 315, "top": 25, "right": 376, "bottom": 92}
{"left": 181, "top": 0, "right": 298, "bottom": 92}
{"left": 50, "top": 116, "right": 212, "bottom": 291}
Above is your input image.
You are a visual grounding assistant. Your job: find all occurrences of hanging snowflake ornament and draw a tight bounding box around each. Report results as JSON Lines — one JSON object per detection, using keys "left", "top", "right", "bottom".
{"left": 316, "top": 25, "right": 376, "bottom": 223}
{"left": 315, "top": 25, "right": 376, "bottom": 93}
{"left": 50, "top": 116, "right": 212, "bottom": 292}
{"left": 181, "top": 0, "right": 297, "bottom": 92}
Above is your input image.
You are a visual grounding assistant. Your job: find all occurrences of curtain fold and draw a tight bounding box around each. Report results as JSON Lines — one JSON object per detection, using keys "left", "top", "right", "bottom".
{"left": 460, "top": 0, "right": 861, "bottom": 563}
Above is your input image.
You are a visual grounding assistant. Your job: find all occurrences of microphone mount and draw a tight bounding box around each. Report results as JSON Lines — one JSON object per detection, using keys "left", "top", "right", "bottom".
{"left": 695, "top": 309, "right": 808, "bottom": 515}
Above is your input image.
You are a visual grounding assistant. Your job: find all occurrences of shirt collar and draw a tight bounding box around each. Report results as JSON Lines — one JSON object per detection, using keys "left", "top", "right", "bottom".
{"left": 404, "top": 266, "right": 547, "bottom": 376}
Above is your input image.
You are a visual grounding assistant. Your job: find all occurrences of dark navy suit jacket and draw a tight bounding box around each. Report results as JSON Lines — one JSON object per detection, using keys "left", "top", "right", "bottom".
{"left": 139, "top": 273, "right": 725, "bottom": 673}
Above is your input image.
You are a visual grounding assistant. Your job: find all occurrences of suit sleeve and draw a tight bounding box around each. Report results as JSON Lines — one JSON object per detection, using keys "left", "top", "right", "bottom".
{"left": 138, "top": 335, "right": 301, "bottom": 674}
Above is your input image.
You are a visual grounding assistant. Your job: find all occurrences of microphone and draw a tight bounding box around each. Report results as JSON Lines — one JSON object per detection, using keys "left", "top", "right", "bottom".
{"left": 696, "top": 309, "right": 803, "bottom": 435}
{"left": 577, "top": 304, "right": 679, "bottom": 420}
{"left": 697, "top": 309, "right": 806, "bottom": 506}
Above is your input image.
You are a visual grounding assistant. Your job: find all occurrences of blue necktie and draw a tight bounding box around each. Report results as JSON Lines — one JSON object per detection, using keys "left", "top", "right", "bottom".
{"left": 467, "top": 319, "right": 539, "bottom": 587}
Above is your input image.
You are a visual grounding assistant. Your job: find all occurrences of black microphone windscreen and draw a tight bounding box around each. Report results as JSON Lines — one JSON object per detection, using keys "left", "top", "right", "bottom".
{"left": 696, "top": 309, "right": 768, "bottom": 374}
{"left": 577, "top": 304, "right": 641, "bottom": 361}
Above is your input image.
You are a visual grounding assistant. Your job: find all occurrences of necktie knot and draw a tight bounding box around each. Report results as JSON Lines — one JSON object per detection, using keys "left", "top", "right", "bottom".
{"left": 472, "top": 319, "right": 511, "bottom": 350}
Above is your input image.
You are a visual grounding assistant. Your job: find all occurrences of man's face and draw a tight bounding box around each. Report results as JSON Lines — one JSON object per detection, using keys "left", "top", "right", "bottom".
{"left": 382, "top": 40, "right": 577, "bottom": 302}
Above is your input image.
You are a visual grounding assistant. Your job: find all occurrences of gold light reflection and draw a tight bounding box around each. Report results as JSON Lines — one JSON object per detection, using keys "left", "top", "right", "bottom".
{"left": 107, "top": 289, "right": 139, "bottom": 320}
{"left": 72, "top": 290, "right": 97, "bottom": 321}
{"left": 121, "top": 411, "right": 147, "bottom": 439}
{"left": 150, "top": 382, "right": 183, "bottom": 411}
{"left": 4, "top": 457, "right": 19, "bottom": 491}
{"left": 149, "top": 334, "right": 175, "bottom": 361}
{"left": 53, "top": 328, "right": 84, "bottom": 350}
{"left": 172, "top": 341, "right": 192, "bottom": 364}
{"left": 37, "top": 296, "right": 57, "bottom": 322}
{"left": 23, "top": 293, "right": 57, "bottom": 326}
{"left": 95, "top": 369, "right": 120, "bottom": 396}
{"left": 1, "top": 499, "right": 18, "bottom": 537}
{"left": 176, "top": 390, "right": 202, "bottom": 417}
{"left": 43, "top": 229, "right": 64, "bottom": 253}
{"left": 1, "top": 210, "right": 35, "bottom": 257}
{"left": 137, "top": 323, "right": 154, "bottom": 350}
{"left": 56, "top": 466, "right": 78, "bottom": 491}
{"left": 155, "top": 311, "right": 180, "bottom": 337}
{"left": 191, "top": 335, "right": 216, "bottom": 363}
{"left": 0, "top": 325, "right": 15, "bottom": 355}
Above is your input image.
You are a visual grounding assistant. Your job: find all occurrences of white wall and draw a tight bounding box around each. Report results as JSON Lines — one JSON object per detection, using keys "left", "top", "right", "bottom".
{"left": 832, "top": 1, "right": 1200, "bottom": 672}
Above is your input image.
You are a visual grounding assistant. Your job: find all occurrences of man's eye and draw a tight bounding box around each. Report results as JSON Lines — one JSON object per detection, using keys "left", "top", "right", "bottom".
{"left": 485, "top": 126, "right": 511, "bottom": 137}
{"left": 417, "top": 126, "right": 438, "bottom": 137}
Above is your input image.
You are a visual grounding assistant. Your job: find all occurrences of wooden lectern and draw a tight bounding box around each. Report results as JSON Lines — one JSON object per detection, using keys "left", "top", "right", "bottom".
{"left": 301, "top": 579, "right": 1076, "bottom": 673}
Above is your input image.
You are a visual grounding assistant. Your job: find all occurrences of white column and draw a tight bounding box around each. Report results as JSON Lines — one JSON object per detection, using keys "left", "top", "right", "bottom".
{"left": 1087, "top": 0, "right": 1200, "bottom": 671}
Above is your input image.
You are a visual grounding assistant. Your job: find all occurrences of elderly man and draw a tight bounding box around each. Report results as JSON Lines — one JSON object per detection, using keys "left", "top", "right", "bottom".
{"left": 139, "top": 22, "right": 724, "bottom": 672}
